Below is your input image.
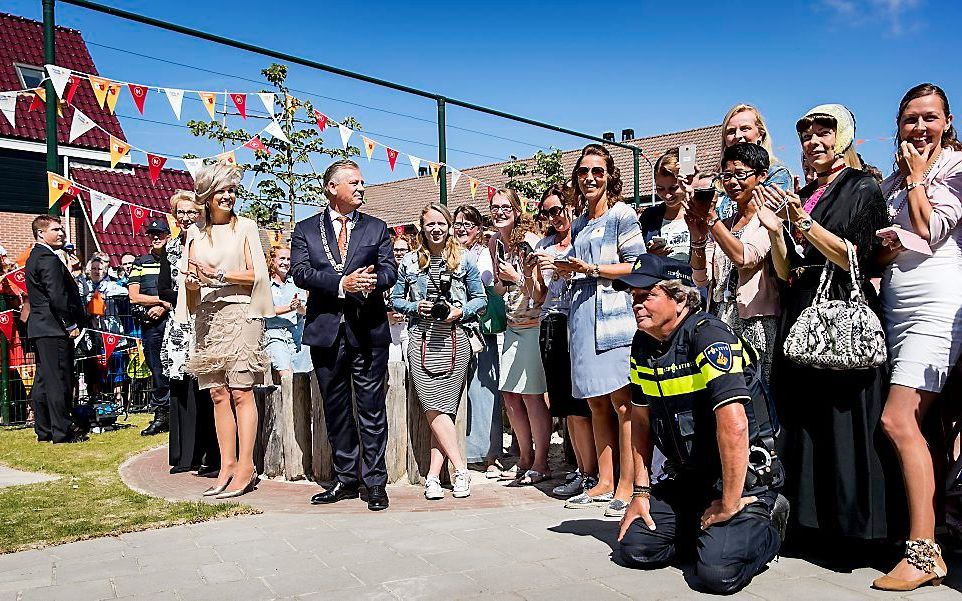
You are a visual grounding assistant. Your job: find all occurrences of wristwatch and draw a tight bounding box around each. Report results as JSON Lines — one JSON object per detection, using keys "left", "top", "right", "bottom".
{"left": 795, "top": 216, "right": 814, "bottom": 232}
{"left": 706, "top": 216, "right": 720, "bottom": 229}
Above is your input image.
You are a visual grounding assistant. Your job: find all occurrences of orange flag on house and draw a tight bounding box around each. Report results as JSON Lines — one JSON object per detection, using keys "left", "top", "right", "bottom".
{"left": 469, "top": 178, "right": 480, "bottom": 199}
{"left": 166, "top": 214, "right": 181, "bottom": 238}
{"left": 31, "top": 88, "right": 63, "bottom": 117}
{"left": 429, "top": 162, "right": 441, "bottom": 185}
{"left": 105, "top": 83, "right": 122, "bottom": 113}
{"left": 363, "top": 137, "right": 376, "bottom": 161}
{"left": 198, "top": 92, "right": 217, "bottom": 119}
{"left": 47, "top": 172, "right": 71, "bottom": 209}
{"left": 109, "top": 136, "right": 130, "bottom": 168}
{"left": 88, "top": 75, "right": 110, "bottom": 108}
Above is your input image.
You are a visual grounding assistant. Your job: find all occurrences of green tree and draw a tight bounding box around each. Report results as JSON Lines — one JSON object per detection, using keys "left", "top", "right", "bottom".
{"left": 185, "top": 63, "right": 361, "bottom": 228}
{"left": 501, "top": 149, "right": 565, "bottom": 210}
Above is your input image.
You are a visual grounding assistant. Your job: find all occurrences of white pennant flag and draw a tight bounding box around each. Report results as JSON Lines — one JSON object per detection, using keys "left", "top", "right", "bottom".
{"left": 450, "top": 168, "right": 462, "bottom": 193}
{"left": 0, "top": 93, "right": 15, "bottom": 128}
{"left": 257, "top": 93, "right": 275, "bottom": 118}
{"left": 101, "top": 196, "right": 124, "bottom": 229}
{"left": 89, "top": 190, "right": 110, "bottom": 222}
{"left": 337, "top": 123, "right": 353, "bottom": 149}
{"left": 163, "top": 88, "right": 184, "bottom": 120}
{"left": 182, "top": 158, "right": 204, "bottom": 180}
{"left": 409, "top": 155, "right": 422, "bottom": 178}
{"left": 68, "top": 108, "right": 96, "bottom": 142}
{"left": 45, "top": 65, "right": 72, "bottom": 99}
{"left": 264, "top": 119, "right": 289, "bottom": 144}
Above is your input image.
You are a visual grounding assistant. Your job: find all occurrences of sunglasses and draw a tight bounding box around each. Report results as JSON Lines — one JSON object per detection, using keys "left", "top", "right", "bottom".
{"left": 576, "top": 166, "right": 606, "bottom": 179}
{"left": 539, "top": 205, "right": 566, "bottom": 219}
{"left": 490, "top": 205, "right": 513, "bottom": 215}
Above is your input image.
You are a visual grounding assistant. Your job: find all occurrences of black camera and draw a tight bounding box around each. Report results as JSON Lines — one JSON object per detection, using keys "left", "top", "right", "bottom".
{"left": 429, "top": 272, "right": 454, "bottom": 319}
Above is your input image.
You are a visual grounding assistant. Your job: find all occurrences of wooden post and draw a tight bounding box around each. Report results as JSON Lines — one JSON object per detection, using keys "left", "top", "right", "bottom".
{"left": 384, "top": 360, "right": 408, "bottom": 483}
{"left": 310, "top": 372, "right": 334, "bottom": 483}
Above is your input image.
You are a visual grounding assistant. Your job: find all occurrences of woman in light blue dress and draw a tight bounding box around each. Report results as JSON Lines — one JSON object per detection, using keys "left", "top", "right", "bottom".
{"left": 556, "top": 144, "right": 646, "bottom": 517}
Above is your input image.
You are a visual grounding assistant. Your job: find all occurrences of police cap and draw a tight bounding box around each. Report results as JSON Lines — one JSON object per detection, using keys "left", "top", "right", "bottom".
{"left": 613, "top": 254, "right": 695, "bottom": 291}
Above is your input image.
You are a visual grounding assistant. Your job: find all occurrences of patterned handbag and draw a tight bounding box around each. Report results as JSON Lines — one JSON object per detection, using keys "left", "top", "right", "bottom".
{"left": 783, "top": 239, "right": 887, "bottom": 370}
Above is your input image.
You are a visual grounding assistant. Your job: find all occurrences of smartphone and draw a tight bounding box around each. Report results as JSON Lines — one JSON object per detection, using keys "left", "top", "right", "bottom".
{"left": 517, "top": 241, "right": 535, "bottom": 256}
{"left": 496, "top": 239, "right": 506, "bottom": 263}
{"left": 679, "top": 144, "right": 696, "bottom": 176}
{"left": 650, "top": 236, "right": 668, "bottom": 247}
{"left": 693, "top": 187, "right": 716, "bottom": 205}
{"left": 553, "top": 257, "right": 574, "bottom": 267}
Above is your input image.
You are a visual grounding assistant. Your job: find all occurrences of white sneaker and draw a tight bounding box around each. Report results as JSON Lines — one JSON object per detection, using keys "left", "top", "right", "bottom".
{"left": 424, "top": 476, "right": 444, "bottom": 500}
{"left": 452, "top": 470, "right": 471, "bottom": 498}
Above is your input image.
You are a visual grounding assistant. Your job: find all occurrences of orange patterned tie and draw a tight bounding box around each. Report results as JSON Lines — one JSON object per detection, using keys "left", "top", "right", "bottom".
{"left": 336, "top": 216, "right": 349, "bottom": 259}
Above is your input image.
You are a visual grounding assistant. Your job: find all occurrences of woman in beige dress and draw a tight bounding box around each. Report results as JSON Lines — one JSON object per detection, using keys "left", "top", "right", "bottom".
{"left": 176, "top": 160, "right": 274, "bottom": 499}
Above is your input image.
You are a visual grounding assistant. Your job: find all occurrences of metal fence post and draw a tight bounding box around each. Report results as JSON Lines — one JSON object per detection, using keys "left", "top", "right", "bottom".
{"left": 43, "top": 0, "right": 60, "bottom": 216}
{"left": 633, "top": 148, "right": 640, "bottom": 207}
{"left": 437, "top": 97, "right": 447, "bottom": 206}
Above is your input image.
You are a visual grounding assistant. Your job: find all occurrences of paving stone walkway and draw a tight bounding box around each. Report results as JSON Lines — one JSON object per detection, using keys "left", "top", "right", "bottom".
{"left": 0, "top": 465, "right": 58, "bottom": 489}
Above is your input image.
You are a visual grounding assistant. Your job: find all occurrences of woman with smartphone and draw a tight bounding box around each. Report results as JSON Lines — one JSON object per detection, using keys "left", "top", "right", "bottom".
{"left": 871, "top": 84, "right": 962, "bottom": 591}
{"left": 639, "top": 148, "right": 692, "bottom": 261}
{"left": 556, "top": 144, "right": 646, "bottom": 517}
{"left": 752, "top": 104, "right": 901, "bottom": 553}
{"left": 532, "top": 184, "right": 597, "bottom": 499}
{"left": 488, "top": 188, "right": 552, "bottom": 485}
{"left": 687, "top": 143, "right": 780, "bottom": 383}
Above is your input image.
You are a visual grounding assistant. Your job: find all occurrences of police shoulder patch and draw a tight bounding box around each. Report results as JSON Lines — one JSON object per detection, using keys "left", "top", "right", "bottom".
{"left": 704, "top": 341, "right": 733, "bottom": 372}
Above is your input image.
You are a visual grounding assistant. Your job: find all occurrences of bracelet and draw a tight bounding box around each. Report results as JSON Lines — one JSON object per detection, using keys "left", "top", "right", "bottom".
{"left": 590, "top": 264, "right": 601, "bottom": 278}
{"left": 906, "top": 181, "right": 925, "bottom": 191}
{"left": 631, "top": 485, "right": 651, "bottom": 499}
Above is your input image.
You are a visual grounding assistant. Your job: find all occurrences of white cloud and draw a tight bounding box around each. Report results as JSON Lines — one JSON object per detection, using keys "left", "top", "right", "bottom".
{"left": 818, "top": 0, "right": 922, "bottom": 35}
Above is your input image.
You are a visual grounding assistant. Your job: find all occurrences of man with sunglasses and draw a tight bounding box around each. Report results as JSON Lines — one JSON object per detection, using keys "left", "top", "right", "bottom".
{"left": 129, "top": 219, "right": 173, "bottom": 436}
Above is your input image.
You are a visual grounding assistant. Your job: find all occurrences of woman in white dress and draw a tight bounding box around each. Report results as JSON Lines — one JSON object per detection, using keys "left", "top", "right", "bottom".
{"left": 874, "top": 83, "right": 962, "bottom": 591}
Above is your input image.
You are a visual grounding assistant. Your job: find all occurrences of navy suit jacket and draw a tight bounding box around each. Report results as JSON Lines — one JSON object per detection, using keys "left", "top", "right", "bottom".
{"left": 290, "top": 208, "right": 397, "bottom": 348}
{"left": 25, "top": 245, "right": 86, "bottom": 339}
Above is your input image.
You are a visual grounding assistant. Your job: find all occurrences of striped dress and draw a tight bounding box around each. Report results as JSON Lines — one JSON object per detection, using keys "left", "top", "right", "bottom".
{"left": 408, "top": 257, "right": 472, "bottom": 414}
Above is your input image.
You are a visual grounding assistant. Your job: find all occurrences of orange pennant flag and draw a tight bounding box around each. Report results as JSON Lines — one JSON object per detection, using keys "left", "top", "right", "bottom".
{"left": 47, "top": 172, "right": 71, "bottom": 209}
{"left": 32, "top": 88, "right": 63, "bottom": 117}
{"left": 105, "top": 83, "right": 122, "bottom": 113}
{"left": 166, "top": 214, "right": 181, "bottom": 238}
{"left": 198, "top": 92, "right": 217, "bottom": 120}
{"left": 855, "top": 139, "right": 866, "bottom": 146}
{"left": 88, "top": 75, "right": 110, "bottom": 108}
{"left": 362, "top": 137, "right": 376, "bottom": 161}
{"left": 216, "top": 150, "right": 236, "bottom": 165}
{"left": 429, "top": 162, "right": 441, "bottom": 185}
{"left": 469, "top": 178, "right": 480, "bottom": 199}
{"left": 109, "top": 136, "right": 130, "bottom": 168}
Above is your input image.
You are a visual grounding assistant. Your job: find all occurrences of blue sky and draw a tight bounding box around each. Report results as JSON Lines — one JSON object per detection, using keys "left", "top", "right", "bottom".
{"left": 6, "top": 0, "right": 960, "bottom": 217}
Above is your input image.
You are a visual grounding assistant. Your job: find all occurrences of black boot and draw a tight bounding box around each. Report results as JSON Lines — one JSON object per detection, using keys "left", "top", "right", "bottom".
{"left": 141, "top": 409, "right": 169, "bottom": 436}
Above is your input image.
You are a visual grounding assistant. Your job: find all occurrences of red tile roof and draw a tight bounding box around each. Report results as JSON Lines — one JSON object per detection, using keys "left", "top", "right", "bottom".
{"left": 70, "top": 164, "right": 194, "bottom": 264}
{"left": 0, "top": 12, "right": 124, "bottom": 150}
{"left": 363, "top": 124, "right": 723, "bottom": 227}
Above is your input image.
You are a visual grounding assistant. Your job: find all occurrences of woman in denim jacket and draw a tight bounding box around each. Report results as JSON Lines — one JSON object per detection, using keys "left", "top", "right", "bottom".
{"left": 391, "top": 204, "right": 487, "bottom": 500}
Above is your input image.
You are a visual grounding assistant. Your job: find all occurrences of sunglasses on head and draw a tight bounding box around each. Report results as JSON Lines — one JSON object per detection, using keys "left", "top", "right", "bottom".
{"left": 539, "top": 205, "right": 566, "bottom": 219}
{"left": 576, "top": 166, "right": 606, "bottom": 178}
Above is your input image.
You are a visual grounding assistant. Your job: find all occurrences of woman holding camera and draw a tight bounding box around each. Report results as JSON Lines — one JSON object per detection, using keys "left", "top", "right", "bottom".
{"left": 392, "top": 204, "right": 486, "bottom": 500}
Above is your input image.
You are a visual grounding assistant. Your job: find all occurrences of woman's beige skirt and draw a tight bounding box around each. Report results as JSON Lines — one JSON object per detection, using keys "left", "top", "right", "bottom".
{"left": 187, "top": 301, "right": 268, "bottom": 390}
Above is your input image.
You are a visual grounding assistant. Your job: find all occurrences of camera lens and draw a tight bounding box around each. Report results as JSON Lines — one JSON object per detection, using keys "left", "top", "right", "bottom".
{"left": 430, "top": 301, "right": 450, "bottom": 320}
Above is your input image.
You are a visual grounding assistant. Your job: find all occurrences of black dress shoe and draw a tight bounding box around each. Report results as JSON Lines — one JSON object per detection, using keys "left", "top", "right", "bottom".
{"left": 53, "top": 433, "right": 88, "bottom": 444}
{"left": 367, "top": 485, "right": 389, "bottom": 511}
{"left": 169, "top": 465, "right": 199, "bottom": 474}
{"left": 310, "top": 482, "right": 359, "bottom": 505}
{"left": 196, "top": 464, "right": 220, "bottom": 477}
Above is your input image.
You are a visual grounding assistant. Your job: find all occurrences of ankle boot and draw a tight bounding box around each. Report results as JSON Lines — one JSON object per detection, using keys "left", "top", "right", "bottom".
{"left": 141, "top": 408, "right": 169, "bottom": 436}
{"left": 872, "top": 538, "right": 947, "bottom": 591}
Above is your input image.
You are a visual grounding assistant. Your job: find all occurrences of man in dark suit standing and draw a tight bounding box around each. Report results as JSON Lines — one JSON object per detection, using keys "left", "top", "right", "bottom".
{"left": 25, "top": 215, "right": 87, "bottom": 443}
{"left": 291, "top": 159, "right": 397, "bottom": 511}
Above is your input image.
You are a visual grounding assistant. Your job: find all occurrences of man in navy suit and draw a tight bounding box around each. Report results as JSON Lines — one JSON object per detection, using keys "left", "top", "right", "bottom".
{"left": 291, "top": 159, "right": 397, "bottom": 511}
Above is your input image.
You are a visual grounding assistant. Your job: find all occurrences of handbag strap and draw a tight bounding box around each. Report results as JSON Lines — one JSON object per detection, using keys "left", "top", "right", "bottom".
{"left": 843, "top": 239, "right": 866, "bottom": 302}
{"left": 813, "top": 257, "right": 835, "bottom": 304}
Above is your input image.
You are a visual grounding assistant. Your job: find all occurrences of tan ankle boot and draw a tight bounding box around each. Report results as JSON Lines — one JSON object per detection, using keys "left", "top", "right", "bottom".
{"left": 872, "top": 538, "right": 947, "bottom": 592}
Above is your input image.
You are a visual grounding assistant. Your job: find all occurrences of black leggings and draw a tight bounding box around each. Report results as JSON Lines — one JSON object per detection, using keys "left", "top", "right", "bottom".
{"left": 539, "top": 313, "right": 590, "bottom": 418}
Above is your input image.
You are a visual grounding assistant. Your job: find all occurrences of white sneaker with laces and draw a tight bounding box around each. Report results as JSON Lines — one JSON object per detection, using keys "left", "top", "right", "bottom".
{"left": 452, "top": 470, "right": 471, "bottom": 498}
{"left": 424, "top": 476, "right": 444, "bottom": 500}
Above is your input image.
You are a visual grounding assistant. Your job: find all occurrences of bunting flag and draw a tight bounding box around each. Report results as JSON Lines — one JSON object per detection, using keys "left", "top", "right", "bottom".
{"left": 146, "top": 154, "right": 167, "bottom": 184}
{"left": 386, "top": 147, "right": 399, "bottom": 171}
{"left": 166, "top": 214, "right": 181, "bottom": 238}
{"left": 450, "top": 169, "right": 462, "bottom": 193}
{"left": 393, "top": 225, "right": 405, "bottom": 237}
{"left": 0, "top": 311, "right": 13, "bottom": 342}
{"left": 64, "top": 75, "right": 81, "bottom": 105}
{"left": 130, "top": 205, "right": 149, "bottom": 234}
{"left": 267, "top": 230, "right": 284, "bottom": 248}
{"left": 101, "top": 195, "right": 123, "bottom": 229}
{"left": 3, "top": 268, "right": 26, "bottom": 296}
{"left": 0, "top": 93, "right": 15, "bottom": 128}
{"left": 314, "top": 110, "right": 328, "bottom": 132}
{"left": 109, "top": 136, "right": 130, "bottom": 168}
{"left": 16, "top": 365, "right": 35, "bottom": 396}
{"left": 243, "top": 135, "right": 270, "bottom": 155}
{"left": 337, "top": 123, "right": 352, "bottom": 149}
{"left": 264, "top": 119, "right": 289, "bottom": 144}
{"left": 48, "top": 172, "right": 71, "bottom": 209}
{"left": 29, "top": 88, "right": 62, "bottom": 117}
{"left": 487, "top": 186, "right": 497, "bottom": 202}
{"left": 217, "top": 150, "right": 236, "bottom": 165}
{"left": 284, "top": 94, "right": 297, "bottom": 113}
{"left": 163, "top": 88, "right": 183, "bottom": 120}
{"left": 363, "top": 137, "right": 376, "bottom": 161}
{"left": 89, "top": 189, "right": 110, "bottom": 222}
{"left": 45, "top": 64, "right": 72, "bottom": 99}
{"left": 88, "top": 75, "right": 110, "bottom": 108}
{"left": 128, "top": 83, "right": 148, "bottom": 114}
{"left": 68, "top": 108, "right": 96, "bottom": 142}
{"left": 105, "top": 83, "right": 122, "bottom": 113}
{"left": 469, "top": 178, "right": 480, "bottom": 200}
{"left": 182, "top": 157, "right": 203, "bottom": 179}
{"left": 102, "top": 332, "right": 121, "bottom": 358}
{"left": 230, "top": 93, "right": 247, "bottom": 119}
{"left": 409, "top": 155, "right": 421, "bottom": 178}
{"left": 198, "top": 92, "right": 217, "bottom": 119}
{"left": 257, "top": 92, "right": 275, "bottom": 118}
{"left": 429, "top": 162, "right": 441, "bottom": 185}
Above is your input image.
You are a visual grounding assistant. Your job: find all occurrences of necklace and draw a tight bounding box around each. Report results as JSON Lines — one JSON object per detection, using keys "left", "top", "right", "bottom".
{"left": 815, "top": 163, "right": 847, "bottom": 178}
{"left": 318, "top": 211, "right": 356, "bottom": 274}
{"left": 888, "top": 153, "right": 940, "bottom": 222}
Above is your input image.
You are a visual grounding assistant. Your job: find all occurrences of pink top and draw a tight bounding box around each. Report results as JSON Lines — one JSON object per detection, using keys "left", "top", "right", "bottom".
{"left": 693, "top": 214, "right": 781, "bottom": 318}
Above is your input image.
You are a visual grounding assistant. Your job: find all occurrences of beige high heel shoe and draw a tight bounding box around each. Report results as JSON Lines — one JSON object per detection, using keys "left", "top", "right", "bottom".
{"left": 872, "top": 538, "right": 947, "bottom": 591}
{"left": 202, "top": 475, "right": 233, "bottom": 497}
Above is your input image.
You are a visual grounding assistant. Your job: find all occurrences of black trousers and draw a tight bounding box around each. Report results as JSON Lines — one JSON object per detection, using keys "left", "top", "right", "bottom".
{"left": 141, "top": 319, "right": 170, "bottom": 411}
{"left": 619, "top": 480, "right": 780, "bottom": 594}
{"left": 31, "top": 336, "right": 74, "bottom": 443}
{"left": 310, "top": 325, "right": 389, "bottom": 489}
{"left": 168, "top": 376, "right": 219, "bottom": 469}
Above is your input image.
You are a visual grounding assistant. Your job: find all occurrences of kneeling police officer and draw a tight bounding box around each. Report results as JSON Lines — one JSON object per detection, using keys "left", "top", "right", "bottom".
{"left": 615, "top": 255, "right": 787, "bottom": 594}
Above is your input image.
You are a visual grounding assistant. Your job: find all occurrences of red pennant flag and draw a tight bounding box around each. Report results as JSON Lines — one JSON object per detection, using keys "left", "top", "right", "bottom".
{"left": 131, "top": 205, "right": 149, "bottom": 234}
{"left": 487, "top": 186, "right": 497, "bottom": 202}
{"left": 0, "top": 311, "right": 14, "bottom": 341}
{"left": 102, "top": 332, "right": 121, "bottom": 359}
{"left": 230, "top": 93, "right": 247, "bottom": 119}
{"left": 244, "top": 136, "right": 270, "bottom": 155}
{"left": 127, "top": 84, "right": 148, "bottom": 114}
{"left": 60, "top": 186, "right": 79, "bottom": 214}
{"left": 5, "top": 269, "right": 26, "bottom": 296}
{"left": 65, "top": 76, "right": 82, "bottom": 105}
{"left": 28, "top": 91, "right": 44, "bottom": 112}
{"left": 314, "top": 111, "right": 328, "bottom": 132}
{"left": 393, "top": 225, "right": 405, "bottom": 237}
{"left": 386, "top": 147, "right": 399, "bottom": 171}
{"left": 146, "top": 154, "right": 167, "bottom": 185}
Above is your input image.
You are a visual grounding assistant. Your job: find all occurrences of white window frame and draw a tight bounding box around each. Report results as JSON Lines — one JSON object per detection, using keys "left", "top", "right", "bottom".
{"left": 14, "top": 63, "right": 45, "bottom": 89}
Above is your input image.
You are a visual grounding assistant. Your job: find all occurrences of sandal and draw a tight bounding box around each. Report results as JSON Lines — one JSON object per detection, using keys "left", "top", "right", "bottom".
{"left": 517, "top": 469, "right": 551, "bottom": 485}
{"left": 484, "top": 464, "right": 502, "bottom": 479}
{"left": 498, "top": 465, "right": 521, "bottom": 480}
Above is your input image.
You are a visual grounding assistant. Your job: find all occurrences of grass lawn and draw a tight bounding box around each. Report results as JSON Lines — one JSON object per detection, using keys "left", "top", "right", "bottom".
{"left": 0, "top": 413, "right": 257, "bottom": 554}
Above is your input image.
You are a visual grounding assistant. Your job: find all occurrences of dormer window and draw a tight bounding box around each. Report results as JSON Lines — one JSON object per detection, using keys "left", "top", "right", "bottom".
{"left": 15, "top": 64, "right": 45, "bottom": 89}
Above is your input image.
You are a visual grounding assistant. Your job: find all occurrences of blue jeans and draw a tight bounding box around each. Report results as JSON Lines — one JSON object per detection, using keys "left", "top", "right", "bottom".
{"left": 466, "top": 334, "right": 503, "bottom": 463}
{"left": 142, "top": 318, "right": 171, "bottom": 411}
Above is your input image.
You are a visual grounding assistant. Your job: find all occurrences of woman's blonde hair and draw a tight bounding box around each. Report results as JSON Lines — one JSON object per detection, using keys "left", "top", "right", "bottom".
{"left": 416, "top": 204, "right": 462, "bottom": 272}
{"left": 492, "top": 188, "right": 538, "bottom": 251}
{"left": 168, "top": 190, "right": 197, "bottom": 214}
{"left": 720, "top": 104, "right": 778, "bottom": 164}
{"left": 193, "top": 159, "right": 242, "bottom": 237}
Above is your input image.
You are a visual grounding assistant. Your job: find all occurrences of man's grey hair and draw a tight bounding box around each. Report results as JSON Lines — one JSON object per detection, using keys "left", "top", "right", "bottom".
{"left": 322, "top": 159, "right": 361, "bottom": 196}
{"left": 656, "top": 279, "right": 702, "bottom": 311}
